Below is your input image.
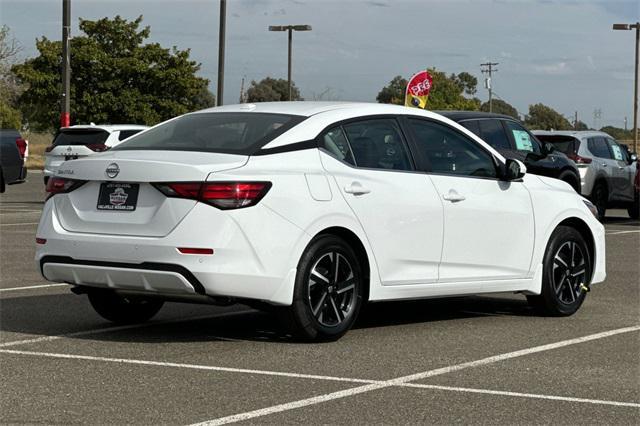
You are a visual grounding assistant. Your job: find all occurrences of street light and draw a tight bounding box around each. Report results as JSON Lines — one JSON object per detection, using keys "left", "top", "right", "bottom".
{"left": 613, "top": 22, "right": 639, "bottom": 154}
{"left": 268, "top": 24, "right": 312, "bottom": 101}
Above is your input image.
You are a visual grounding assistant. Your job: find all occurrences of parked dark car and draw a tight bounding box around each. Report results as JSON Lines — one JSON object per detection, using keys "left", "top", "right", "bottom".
{"left": 0, "top": 129, "right": 28, "bottom": 193}
{"left": 438, "top": 112, "right": 581, "bottom": 193}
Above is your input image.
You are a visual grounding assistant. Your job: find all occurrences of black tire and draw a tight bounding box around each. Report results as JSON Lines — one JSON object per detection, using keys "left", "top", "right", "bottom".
{"left": 0, "top": 168, "right": 5, "bottom": 193}
{"left": 628, "top": 191, "right": 639, "bottom": 220}
{"left": 590, "top": 182, "right": 607, "bottom": 221}
{"left": 87, "top": 288, "right": 164, "bottom": 324}
{"left": 282, "top": 235, "right": 364, "bottom": 341}
{"left": 527, "top": 226, "right": 592, "bottom": 316}
{"left": 44, "top": 176, "right": 49, "bottom": 186}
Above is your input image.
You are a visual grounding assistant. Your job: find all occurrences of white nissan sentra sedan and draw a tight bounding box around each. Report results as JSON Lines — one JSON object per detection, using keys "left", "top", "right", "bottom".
{"left": 36, "top": 102, "right": 606, "bottom": 341}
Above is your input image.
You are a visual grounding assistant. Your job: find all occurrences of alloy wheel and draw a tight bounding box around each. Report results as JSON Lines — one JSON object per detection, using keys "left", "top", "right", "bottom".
{"left": 552, "top": 240, "right": 587, "bottom": 305}
{"left": 307, "top": 252, "right": 357, "bottom": 327}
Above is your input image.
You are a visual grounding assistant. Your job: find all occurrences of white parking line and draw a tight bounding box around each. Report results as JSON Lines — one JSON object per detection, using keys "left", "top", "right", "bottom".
{"left": 190, "top": 325, "right": 640, "bottom": 425}
{"left": 0, "top": 283, "right": 67, "bottom": 293}
{"left": 606, "top": 230, "right": 640, "bottom": 235}
{"left": 0, "top": 222, "right": 39, "bottom": 226}
{"left": 403, "top": 383, "right": 640, "bottom": 408}
{"left": 0, "top": 310, "right": 254, "bottom": 348}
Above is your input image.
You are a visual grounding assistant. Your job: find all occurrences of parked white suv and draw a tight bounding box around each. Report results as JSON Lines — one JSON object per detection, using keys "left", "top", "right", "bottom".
{"left": 44, "top": 124, "right": 148, "bottom": 184}
{"left": 534, "top": 130, "right": 638, "bottom": 220}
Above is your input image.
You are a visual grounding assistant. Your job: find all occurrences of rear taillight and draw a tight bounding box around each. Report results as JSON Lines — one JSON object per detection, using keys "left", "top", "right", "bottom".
{"left": 45, "top": 145, "right": 55, "bottom": 153}
{"left": 86, "top": 143, "right": 109, "bottom": 152}
{"left": 45, "top": 177, "right": 86, "bottom": 199}
{"left": 567, "top": 154, "right": 592, "bottom": 164}
{"left": 153, "top": 181, "right": 271, "bottom": 210}
{"left": 16, "top": 138, "right": 28, "bottom": 158}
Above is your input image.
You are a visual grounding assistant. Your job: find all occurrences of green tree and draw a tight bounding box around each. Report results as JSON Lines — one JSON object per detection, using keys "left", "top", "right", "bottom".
{"left": 524, "top": 103, "right": 572, "bottom": 130}
{"left": 12, "top": 16, "right": 213, "bottom": 131}
{"left": 0, "top": 25, "right": 23, "bottom": 128}
{"left": 574, "top": 120, "right": 589, "bottom": 131}
{"left": 480, "top": 99, "right": 519, "bottom": 118}
{"left": 376, "top": 70, "right": 480, "bottom": 110}
{"left": 600, "top": 125, "right": 633, "bottom": 140}
{"left": 376, "top": 75, "right": 407, "bottom": 105}
{"left": 246, "top": 77, "right": 302, "bottom": 102}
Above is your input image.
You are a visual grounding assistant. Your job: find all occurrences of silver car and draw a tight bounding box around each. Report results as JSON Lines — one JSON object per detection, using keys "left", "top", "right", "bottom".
{"left": 533, "top": 130, "right": 638, "bottom": 220}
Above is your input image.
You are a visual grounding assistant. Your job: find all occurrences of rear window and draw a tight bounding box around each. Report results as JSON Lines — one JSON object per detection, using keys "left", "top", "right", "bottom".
{"left": 118, "top": 130, "right": 143, "bottom": 141}
{"left": 113, "top": 113, "right": 304, "bottom": 155}
{"left": 535, "top": 135, "right": 580, "bottom": 156}
{"left": 53, "top": 129, "right": 109, "bottom": 146}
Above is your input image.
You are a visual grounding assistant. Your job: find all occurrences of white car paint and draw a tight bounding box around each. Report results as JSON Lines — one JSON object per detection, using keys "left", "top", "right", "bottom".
{"left": 35, "top": 102, "right": 605, "bottom": 309}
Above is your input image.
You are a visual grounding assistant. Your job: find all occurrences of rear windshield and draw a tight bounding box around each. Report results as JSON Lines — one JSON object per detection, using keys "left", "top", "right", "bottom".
{"left": 113, "top": 112, "right": 304, "bottom": 155}
{"left": 535, "top": 135, "right": 580, "bottom": 156}
{"left": 53, "top": 129, "right": 109, "bottom": 146}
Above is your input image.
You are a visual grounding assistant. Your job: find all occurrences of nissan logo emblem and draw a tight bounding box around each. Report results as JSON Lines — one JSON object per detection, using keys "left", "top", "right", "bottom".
{"left": 105, "top": 163, "right": 120, "bottom": 179}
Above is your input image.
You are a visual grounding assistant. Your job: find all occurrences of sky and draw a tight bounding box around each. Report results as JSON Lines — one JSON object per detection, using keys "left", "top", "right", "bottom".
{"left": 1, "top": 0, "right": 639, "bottom": 128}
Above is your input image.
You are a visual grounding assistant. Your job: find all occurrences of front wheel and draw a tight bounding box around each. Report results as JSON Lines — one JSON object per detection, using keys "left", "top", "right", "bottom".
{"left": 527, "top": 226, "right": 592, "bottom": 316}
{"left": 590, "top": 183, "right": 607, "bottom": 221}
{"left": 88, "top": 289, "right": 164, "bottom": 324}
{"left": 282, "top": 235, "right": 364, "bottom": 341}
{"left": 628, "top": 191, "right": 639, "bottom": 220}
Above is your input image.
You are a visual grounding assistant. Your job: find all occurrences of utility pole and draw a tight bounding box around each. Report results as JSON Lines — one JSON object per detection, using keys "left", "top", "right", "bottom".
{"left": 239, "top": 76, "right": 245, "bottom": 103}
{"left": 624, "top": 116, "right": 628, "bottom": 131}
{"left": 480, "top": 62, "right": 499, "bottom": 112}
{"left": 613, "top": 22, "right": 639, "bottom": 153}
{"left": 60, "top": 0, "right": 71, "bottom": 128}
{"left": 216, "top": 0, "right": 226, "bottom": 106}
{"left": 574, "top": 111, "right": 578, "bottom": 130}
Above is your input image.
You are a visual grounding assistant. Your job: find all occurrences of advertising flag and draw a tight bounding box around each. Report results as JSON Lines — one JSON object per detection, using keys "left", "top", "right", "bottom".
{"left": 405, "top": 70, "right": 433, "bottom": 109}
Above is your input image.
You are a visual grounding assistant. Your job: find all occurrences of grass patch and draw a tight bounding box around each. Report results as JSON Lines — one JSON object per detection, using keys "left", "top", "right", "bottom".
{"left": 24, "top": 132, "right": 53, "bottom": 170}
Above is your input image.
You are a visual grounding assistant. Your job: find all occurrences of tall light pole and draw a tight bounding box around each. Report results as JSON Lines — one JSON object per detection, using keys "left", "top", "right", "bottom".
{"left": 613, "top": 22, "right": 639, "bottom": 154}
{"left": 217, "top": 0, "right": 226, "bottom": 106}
{"left": 268, "top": 24, "right": 312, "bottom": 101}
{"left": 480, "top": 62, "right": 499, "bottom": 112}
{"left": 61, "top": 0, "right": 71, "bottom": 127}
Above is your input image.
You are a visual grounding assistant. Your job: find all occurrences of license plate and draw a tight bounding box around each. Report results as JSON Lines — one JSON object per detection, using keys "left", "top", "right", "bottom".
{"left": 97, "top": 183, "right": 139, "bottom": 211}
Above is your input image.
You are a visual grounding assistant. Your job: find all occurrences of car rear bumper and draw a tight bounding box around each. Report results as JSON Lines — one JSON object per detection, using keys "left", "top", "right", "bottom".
{"left": 35, "top": 200, "right": 309, "bottom": 305}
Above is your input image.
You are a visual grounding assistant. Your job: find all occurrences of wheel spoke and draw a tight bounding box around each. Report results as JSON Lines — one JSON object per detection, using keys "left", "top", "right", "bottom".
{"left": 554, "top": 255, "right": 568, "bottom": 268}
{"left": 310, "top": 269, "right": 329, "bottom": 286}
{"left": 312, "top": 291, "right": 328, "bottom": 317}
{"left": 555, "top": 275, "right": 567, "bottom": 296}
{"left": 333, "top": 253, "right": 340, "bottom": 284}
{"left": 571, "top": 267, "right": 586, "bottom": 278}
{"left": 329, "top": 295, "right": 344, "bottom": 322}
{"left": 571, "top": 242, "right": 576, "bottom": 267}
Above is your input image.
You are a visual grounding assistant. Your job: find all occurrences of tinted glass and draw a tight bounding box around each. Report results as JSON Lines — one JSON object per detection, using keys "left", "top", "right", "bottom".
{"left": 459, "top": 120, "right": 481, "bottom": 137}
{"left": 478, "top": 120, "right": 511, "bottom": 150}
{"left": 53, "top": 130, "right": 109, "bottom": 146}
{"left": 503, "top": 121, "right": 541, "bottom": 154}
{"left": 409, "top": 119, "right": 497, "bottom": 178}
{"left": 587, "top": 137, "right": 612, "bottom": 159}
{"left": 342, "top": 119, "right": 412, "bottom": 171}
{"left": 321, "top": 126, "right": 356, "bottom": 166}
{"left": 114, "top": 113, "right": 303, "bottom": 154}
{"left": 535, "top": 135, "right": 579, "bottom": 155}
{"left": 118, "top": 130, "right": 143, "bottom": 141}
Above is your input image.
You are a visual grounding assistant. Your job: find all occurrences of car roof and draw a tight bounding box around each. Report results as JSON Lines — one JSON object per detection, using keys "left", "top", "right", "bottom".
{"left": 60, "top": 124, "right": 149, "bottom": 132}
{"left": 532, "top": 130, "right": 610, "bottom": 138}
{"left": 436, "top": 111, "right": 518, "bottom": 122}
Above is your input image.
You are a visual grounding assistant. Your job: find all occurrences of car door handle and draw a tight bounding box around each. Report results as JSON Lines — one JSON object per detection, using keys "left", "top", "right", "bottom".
{"left": 344, "top": 182, "right": 370, "bottom": 195}
{"left": 602, "top": 163, "right": 607, "bottom": 167}
{"left": 442, "top": 190, "right": 466, "bottom": 202}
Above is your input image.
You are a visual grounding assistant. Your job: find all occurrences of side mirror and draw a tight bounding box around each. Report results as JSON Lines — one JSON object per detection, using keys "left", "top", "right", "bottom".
{"left": 543, "top": 142, "right": 556, "bottom": 155}
{"left": 630, "top": 153, "right": 637, "bottom": 164}
{"left": 502, "top": 158, "right": 526, "bottom": 181}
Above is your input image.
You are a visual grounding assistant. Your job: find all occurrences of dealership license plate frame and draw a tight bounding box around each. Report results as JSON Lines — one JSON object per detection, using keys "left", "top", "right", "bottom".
{"left": 97, "top": 182, "right": 140, "bottom": 211}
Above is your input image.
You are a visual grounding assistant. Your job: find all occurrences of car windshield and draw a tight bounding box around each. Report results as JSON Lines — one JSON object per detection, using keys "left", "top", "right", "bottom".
{"left": 113, "top": 112, "right": 304, "bottom": 155}
{"left": 53, "top": 129, "right": 110, "bottom": 146}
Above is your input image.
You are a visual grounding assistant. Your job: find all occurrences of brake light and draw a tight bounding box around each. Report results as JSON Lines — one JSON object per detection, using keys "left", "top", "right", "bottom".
{"left": 153, "top": 181, "right": 271, "bottom": 210}
{"left": 567, "top": 154, "right": 592, "bottom": 164}
{"left": 45, "top": 177, "right": 86, "bottom": 199}
{"left": 16, "top": 138, "right": 28, "bottom": 158}
{"left": 177, "top": 247, "right": 214, "bottom": 255}
{"left": 36, "top": 238, "right": 47, "bottom": 245}
{"left": 86, "top": 143, "right": 109, "bottom": 152}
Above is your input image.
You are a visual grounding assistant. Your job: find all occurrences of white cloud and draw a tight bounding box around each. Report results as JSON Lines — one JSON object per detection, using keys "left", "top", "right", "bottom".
{"left": 533, "top": 62, "right": 571, "bottom": 75}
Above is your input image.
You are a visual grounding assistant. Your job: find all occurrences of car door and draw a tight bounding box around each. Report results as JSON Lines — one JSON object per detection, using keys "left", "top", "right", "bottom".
{"left": 587, "top": 137, "right": 618, "bottom": 198}
{"left": 605, "top": 137, "right": 634, "bottom": 202}
{"left": 502, "top": 120, "right": 556, "bottom": 177}
{"left": 405, "top": 117, "right": 534, "bottom": 282}
{"left": 318, "top": 117, "right": 444, "bottom": 285}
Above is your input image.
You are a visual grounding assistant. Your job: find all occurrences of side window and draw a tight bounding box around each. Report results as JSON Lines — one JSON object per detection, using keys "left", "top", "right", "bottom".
{"left": 342, "top": 119, "right": 412, "bottom": 171}
{"left": 459, "top": 120, "right": 481, "bottom": 138}
{"left": 118, "top": 130, "right": 143, "bottom": 141}
{"left": 503, "top": 120, "right": 541, "bottom": 154}
{"left": 409, "top": 118, "right": 497, "bottom": 178}
{"left": 587, "top": 137, "right": 612, "bottom": 159}
{"left": 606, "top": 138, "right": 625, "bottom": 161}
{"left": 320, "top": 126, "right": 356, "bottom": 166}
{"left": 478, "top": 120, "right": 512, "bottom": 150}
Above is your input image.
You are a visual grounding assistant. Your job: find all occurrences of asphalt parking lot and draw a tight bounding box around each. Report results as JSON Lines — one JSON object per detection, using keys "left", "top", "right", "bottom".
{"left": 1, "top": 174, "right": 638, "bottom": 425}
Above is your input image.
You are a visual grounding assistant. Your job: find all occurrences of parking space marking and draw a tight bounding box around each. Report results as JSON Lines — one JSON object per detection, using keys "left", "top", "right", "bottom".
{"left": 0, "top": 283, "right": 67, "bottom": 293}
{"left": 0, "top": 310, "right": 254, "bottom": 348}
{"left": 403, "top": 383, "right": 640, "bottom": 408}
{"left": 606, "top": 230, "right": 640, "bottom": 235}
{"left": 191, "top": 325, "right": 640, "bottom": 425}
{"left": 0, "top": 222, "right": 39, "bottom": 226}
